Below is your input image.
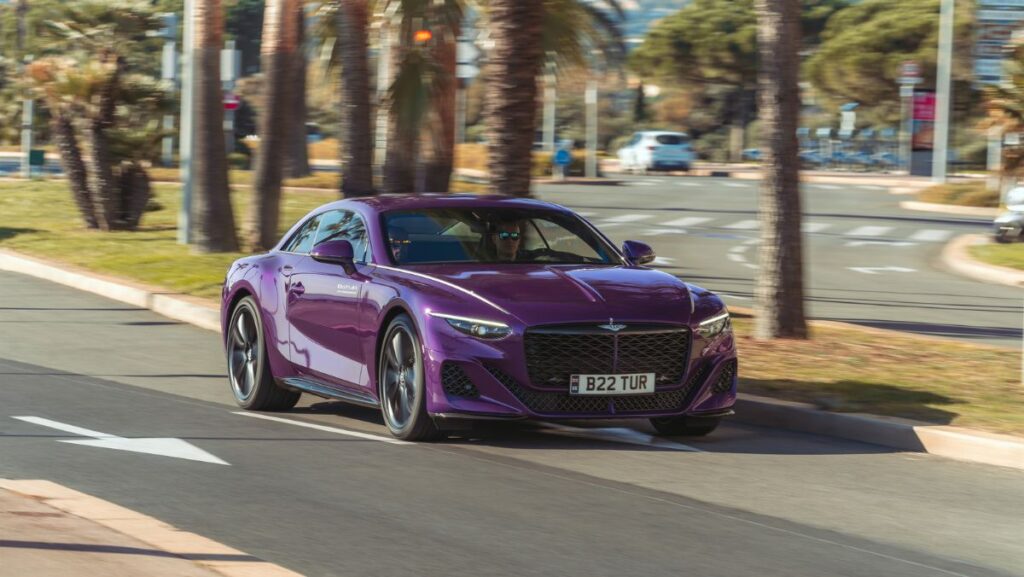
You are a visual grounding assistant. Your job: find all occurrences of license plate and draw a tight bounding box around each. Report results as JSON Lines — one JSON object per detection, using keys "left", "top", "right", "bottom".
{"left": 570, "top": 373, "right": 656, "bottom": 396}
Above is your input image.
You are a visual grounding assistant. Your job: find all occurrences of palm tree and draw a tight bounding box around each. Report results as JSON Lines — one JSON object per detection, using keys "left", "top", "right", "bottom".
{"left": 251, "top": 0, "right": 301, "bottom": 250}
{"left": 422, "top": 9, "right": 458, "bottom": 193}
{"left": 317, "top": 0, "right": 375, "bottom": 197}
{"left": 484, "top": 0, "right": 548, "bottom": 196}
{"left": 192, "top": 0, "right": 240, "bottom": 252}
{"left": 284, "top": 10, "right": 311, "bottom": 179}
{"left": 753, "top": 0, "right": 807, "bottom": 339}
{"left": 982, "top": 38, "right": 1024, "bottom": 184}
{"left": 28, "top": 1, "right": 164, "bottom": 232}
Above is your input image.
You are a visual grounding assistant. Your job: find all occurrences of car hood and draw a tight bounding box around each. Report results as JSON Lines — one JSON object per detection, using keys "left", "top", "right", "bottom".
{"left": 407, "top": 264, "right": 693, "bottom": 326}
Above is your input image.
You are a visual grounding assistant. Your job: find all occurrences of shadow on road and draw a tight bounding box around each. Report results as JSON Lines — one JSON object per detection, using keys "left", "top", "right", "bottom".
{"left": 0, "top": 227, "right": 40, "bottom": 241}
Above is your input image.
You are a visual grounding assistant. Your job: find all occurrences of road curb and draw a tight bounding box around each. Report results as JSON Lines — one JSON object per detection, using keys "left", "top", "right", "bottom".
{"left": 0, "top": 479, "right": 303, "bottom": 577}
{"left": 1, "top": 247, "right": 1021, "bottom": 469}
{"left": 734, "top": 395, "right": 1024, "bottom": 470}
{"left": 899, "top": 200, "right": 1001, "bottom": 217}
{"left": 940, "top": 234, "right": 1024, "bottom": 288}
{"left": 0, "top": 249, "right": 221, "bottom": 331}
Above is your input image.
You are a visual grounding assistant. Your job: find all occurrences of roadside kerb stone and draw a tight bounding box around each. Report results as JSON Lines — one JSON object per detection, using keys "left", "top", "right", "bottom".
{"left": 735, "top": 394, "right": 1024, "bottom": 470}
{"left": 0, "top": 479, "right": 303, "bottom": 577}
{"left": 900, "top": 200, "right": 1001, "bottom": 218}
{"left": 941, "top": 234, "right": 1024, "bottom": 288}
{"left": 2, "top": 247, "right": 1022, "bottom": 470}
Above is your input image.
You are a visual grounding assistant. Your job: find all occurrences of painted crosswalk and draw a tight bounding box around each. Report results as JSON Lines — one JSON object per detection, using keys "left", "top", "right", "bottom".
{"left": 579, "top": 211, "right": 963, "bottom": 245}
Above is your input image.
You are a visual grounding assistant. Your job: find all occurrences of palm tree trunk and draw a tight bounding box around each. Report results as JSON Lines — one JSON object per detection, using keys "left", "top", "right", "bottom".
{"left": 193, "top": 0, "right": 240, "bottom": 252}
{"left": 51, "top": 113, "right": 98, "bottom": 229}
{"left": 284, "top": 11, "right": 311, "bottom": 179}
{"left": 86, "top": 56, "right": 122, "bottom": 231}
{"left": 251, "top": 0, "right": 300, "bottom": 250}
{"left": 484, "top": 0, "right": 543, "bottom": 196}
{"left": 423, "top": 21, "right": 457, "bottom": 193}
{"left": 754, "top": 0, "right": 807, "bottom": 339}
{"left": 383, "top": 13, "right": 417, "bottom": 194}
{"left": 337, "top": 0, "right": 374, "bottom": 197}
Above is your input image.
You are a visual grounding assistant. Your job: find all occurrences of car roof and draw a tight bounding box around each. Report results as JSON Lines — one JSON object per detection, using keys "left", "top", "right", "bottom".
{"left": 317, "top": 194, "right": 569, "bottom": 217}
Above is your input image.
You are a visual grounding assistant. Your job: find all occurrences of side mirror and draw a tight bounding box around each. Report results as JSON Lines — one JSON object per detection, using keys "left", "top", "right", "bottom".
{"left": 310, "top": 240, "right": 356, "bottom": 275}
{"left": 622, "top": 240, "right": 656, "bottom": 266}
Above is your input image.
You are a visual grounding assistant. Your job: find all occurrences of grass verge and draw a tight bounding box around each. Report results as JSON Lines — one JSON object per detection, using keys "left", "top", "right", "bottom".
{"left": 1, "top": 180, "right": 1021, "bottom": 435}
{"left": 918, "top": 181, "right": 1000, "bottom": 207}
{"left": 969, "top": 243, "right": 1024, "bottom": 271}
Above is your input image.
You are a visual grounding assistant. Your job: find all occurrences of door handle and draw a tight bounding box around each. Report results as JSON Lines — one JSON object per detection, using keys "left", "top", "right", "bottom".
{"left": 289, "top": 282, "right": 305, "bottom": 296}
{"left": 281, "top": 265, "right": 294, "bottom": 275}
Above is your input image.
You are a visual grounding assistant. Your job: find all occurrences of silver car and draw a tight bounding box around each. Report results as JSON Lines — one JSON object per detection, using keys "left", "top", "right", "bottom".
{"left": 617, "top": 131, "right": 695, "bottom": 174}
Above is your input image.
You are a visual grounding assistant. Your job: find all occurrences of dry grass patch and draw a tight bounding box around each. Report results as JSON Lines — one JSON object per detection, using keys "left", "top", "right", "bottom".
{"left": 918, "top": 181, "right": 999, "bottom": 207}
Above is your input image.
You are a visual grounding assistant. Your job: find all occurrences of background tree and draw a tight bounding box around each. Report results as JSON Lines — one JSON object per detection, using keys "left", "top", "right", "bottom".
{"left": 805, "top": 0, "right": 975, "bottom": 124}
{"left": 225, "top": 0, "right": 265, "bottom": 76}
{"left": 192, "top": 0, "right": 240, "bottom": 252}
{"left": 284, "top": 10, "right": 311, "bottom": 179}
{"left": 754, "top": 0, "right": 807, "bottom": 339}
{"left": 250, "top": 0, "right": 301, "bottom": 250}
{"left": 630, "top": 0, "right": 847, "bottom": 159}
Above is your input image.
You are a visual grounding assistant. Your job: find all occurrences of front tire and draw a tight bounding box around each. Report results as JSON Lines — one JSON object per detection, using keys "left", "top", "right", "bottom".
{"left": 378, "top": 314, "right": 442, "bottom": 442}
{"left": 227, "top": 297, "right": 300, "bottom": 411}
{"left": 649, "top": 415, "right": 721, "bottom": 437}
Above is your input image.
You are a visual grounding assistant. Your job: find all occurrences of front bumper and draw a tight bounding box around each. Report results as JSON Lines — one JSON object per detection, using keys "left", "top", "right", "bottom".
{"left": 420, "top": 327, "right": 737, "bottom": 421}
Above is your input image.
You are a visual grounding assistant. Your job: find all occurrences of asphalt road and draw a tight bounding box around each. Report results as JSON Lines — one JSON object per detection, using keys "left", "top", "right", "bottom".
{"left": 1, "top": 271, "right": 1022, "bottom": 577}
{"left": 535, "top": 175, "right": 1023, "bottom": 348}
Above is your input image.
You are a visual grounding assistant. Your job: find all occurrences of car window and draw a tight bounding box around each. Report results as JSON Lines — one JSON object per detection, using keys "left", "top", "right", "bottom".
{"left": 655, "top": 134, "right": 688, "bottom": 145}
{"left": 314, "top": 210, "right": 372, "bottom": 263}
{"left": 282, "top": 214, "right": 323, "bottom": 254}
{"left": 382, "top": 208, "right": 616, "bottom": 265}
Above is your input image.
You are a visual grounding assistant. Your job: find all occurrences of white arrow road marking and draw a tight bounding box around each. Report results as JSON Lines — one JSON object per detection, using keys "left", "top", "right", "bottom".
{"left": 661, "top": 216, "right": 711, "bottom": 228}
{"left": 909, "top": 229, "right": 953, "bottom": 242}
{"left": 802, "top": 222, "right": 831, "bottom": 233}
{"left": 846, "top": 225, "right": 892, "bottom": 237}
{"left": 724, "top": 220, "right": 759, "bottom": 230}
{"left": 848, "top": 266, "right": 917, "bottom": 275}
{"left": 845, "top": 240, "right": 917, "bottom": 247}
{"left": 605, "top": 213, "right": 654, "bottom": 223}
{"left": 12, "top": 416, "right": 229, "bottom": 465}
{"left": 539, "top": 423, "right": 703, "bottom": 452}
{"left": 232, "top": 412, "right": 412, "bottom": 445}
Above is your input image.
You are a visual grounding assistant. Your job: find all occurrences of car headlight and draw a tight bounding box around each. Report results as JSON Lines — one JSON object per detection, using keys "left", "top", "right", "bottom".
{"left": 428, "top": 312, "right": 512, "bottom": 340}
{"left": 696, "top": 310, "right": 731, "bottom": 339}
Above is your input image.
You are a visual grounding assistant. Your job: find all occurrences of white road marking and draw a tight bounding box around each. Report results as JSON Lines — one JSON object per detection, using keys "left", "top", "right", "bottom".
{"left": 232, "top": 412, "right": 412, "bottom": 445}
{"left": 848, "top": 266, "right": 916, "bottom": 275}
{"left": 846, "top": 225, "right": 892, "bottom": 237}
{"left": 724, "top": 220, "right": 759, "bottom": 230}
{"left": 605, "top": 214, "right": 654, "bottom": 223}
{"left": 577, "top": 211, "right": 597, "bottom": 217}
{"left": 845, "top": 240, "right": 917, "bottom": 247}
{"left": 651, "top": 256, "right": 675, "bottom": 266}
{"left": 812, "top": 184, "right": 841, "bottom": 190}
{"left": 641, "top": 228, "right": 685, "bottom": 236}
{"left": 539, "top": 423, "right": 703, "bottom": 452}
{"left": 859, "top": 185, "right": 884, "bottom": 190}
{"left": 909, "top": 229, "right": 953, "bottom": 242}
{"left": 723, "top": 182, "right": 748, "bottom": 188}
{"left": 728, "top": 253, "right": 746, "bottom": 262}
{"left": 634, "top": 181, "right": 657, "bottom": 186}
{"left": 676, "top": 181, "right": 699, "bottom": 187}
{"left": 742, "top": 238, "right": 760, "bottom": 245}
{"left": 742, "top": 263, "right": 758, "bottom": 269}
{"left": 661, "top": 216, "right": 711, "bottom": 228}
{"left": 12, "top": 416, "right": 229, "bottom": 465}
{"left": 729, "top": 245, "right": 750, "bottom": 253}
{"left": 802, "top": 222, "right": 831, "bottom": 233}
{"left": 721, "top": 294, "right": 751, "bottom": 300}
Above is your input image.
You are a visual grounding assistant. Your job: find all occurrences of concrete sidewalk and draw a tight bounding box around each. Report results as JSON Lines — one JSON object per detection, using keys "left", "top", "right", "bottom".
{"left": 0, "top": 479, "right": 301, "bottom": 577}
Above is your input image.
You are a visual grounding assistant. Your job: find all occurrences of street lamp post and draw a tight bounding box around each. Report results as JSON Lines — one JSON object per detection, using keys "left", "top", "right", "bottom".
{"left": 178, "top": 0, "right": 196, "bottom": 245}
{"left": 932, "top": 0, "right": 955, "bottom": 183}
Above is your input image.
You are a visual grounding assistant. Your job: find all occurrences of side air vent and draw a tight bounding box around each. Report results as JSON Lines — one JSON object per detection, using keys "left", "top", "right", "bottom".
{"left": 441, "top": 363, "right": 480, "bottom": 399}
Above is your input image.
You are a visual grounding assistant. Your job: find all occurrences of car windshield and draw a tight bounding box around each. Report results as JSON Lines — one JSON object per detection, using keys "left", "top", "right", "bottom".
{"left": 655, "top": 134, "right": 688, "bottom": 145}
{"left": 382, "top": 208, "right": 619, "bottom": 266}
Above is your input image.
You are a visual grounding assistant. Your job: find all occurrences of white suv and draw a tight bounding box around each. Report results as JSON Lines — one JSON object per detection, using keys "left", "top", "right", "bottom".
{"left": 617, "top": 131, "right": 695, "bottom": 173}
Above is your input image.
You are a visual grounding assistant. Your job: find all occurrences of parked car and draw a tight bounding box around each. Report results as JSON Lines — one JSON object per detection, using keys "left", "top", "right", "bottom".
{"left": 741, "top": 148, "right": 761, "bottom": 162}
{"left": 617, "top": 131, "right": 695, "bottom": 173}
{"left": 221, "top": 195, "right": 738, "bottom": 441}
{"left": 993, "top": 186, "right": 1024, "bottom": 243}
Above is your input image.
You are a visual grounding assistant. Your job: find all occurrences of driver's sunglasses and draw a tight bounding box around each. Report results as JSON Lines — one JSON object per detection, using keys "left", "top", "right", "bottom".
{"left": 496, "top": 231, "right": 520, "bottom": 240}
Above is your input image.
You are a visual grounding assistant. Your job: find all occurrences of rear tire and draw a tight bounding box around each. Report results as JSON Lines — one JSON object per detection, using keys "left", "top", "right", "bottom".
{"left": 378, "top": 314, "right": 443, "bottom": 442}
{"left": 649, "top": 415, "right": 721, "bottom": 437}
{"left": 227, "top": 297, "right": 300, "bottom": 411}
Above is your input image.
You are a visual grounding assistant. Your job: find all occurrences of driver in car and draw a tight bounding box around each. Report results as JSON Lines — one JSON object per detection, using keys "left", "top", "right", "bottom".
{"left": 492, "top": 221, "right": 522, "bottom": 262}
{"left": 388, "top": 227, "right": 410, "bottom": 264}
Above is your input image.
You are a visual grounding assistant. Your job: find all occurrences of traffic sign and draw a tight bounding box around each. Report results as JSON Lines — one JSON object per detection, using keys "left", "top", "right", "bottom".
{"left": 901, "top": 60, "right": 920, "bottom": 78}
{"left": 554, "top": 149, "right": 572, "bottom": 166}
{"left": 223, "top": 93, "right": 240, "bottom": 111}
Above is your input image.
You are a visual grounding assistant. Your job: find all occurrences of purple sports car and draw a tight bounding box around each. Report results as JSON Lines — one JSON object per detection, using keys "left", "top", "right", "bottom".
{"left": 221, "top": 195, "right": 737, "bottom": 441}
